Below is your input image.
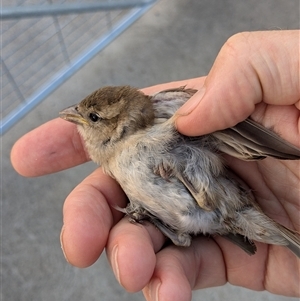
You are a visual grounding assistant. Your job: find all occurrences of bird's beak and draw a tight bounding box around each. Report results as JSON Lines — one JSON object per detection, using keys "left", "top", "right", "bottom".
{"left": 59, "top": 104, "right": 88, "bottom": 125}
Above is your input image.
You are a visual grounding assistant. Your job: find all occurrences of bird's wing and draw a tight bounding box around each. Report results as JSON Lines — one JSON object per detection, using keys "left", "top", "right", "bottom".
{"left": 151, "top": 87, "right": 300, "bottom": 160}
{"left": 151, "top": 86, "right": 197, "bottom": 97}
{"left": 213, "top": 118, "right": 300, "bottom": 160}
{"left": 174, "top": 171, "right": 214, "bottom": 211}
{"left": 150, "top": 87, "right": 197, "bottom": 120}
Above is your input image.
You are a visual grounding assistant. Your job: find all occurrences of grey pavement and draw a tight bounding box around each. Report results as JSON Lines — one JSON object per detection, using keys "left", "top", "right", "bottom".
{"left": 2, "top": 1, "right": 300, "bottom": 300}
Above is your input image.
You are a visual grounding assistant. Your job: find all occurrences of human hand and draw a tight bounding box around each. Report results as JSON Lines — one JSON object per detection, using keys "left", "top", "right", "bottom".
{"left": 11, "top": 30, "right": 300, "bottom": 300}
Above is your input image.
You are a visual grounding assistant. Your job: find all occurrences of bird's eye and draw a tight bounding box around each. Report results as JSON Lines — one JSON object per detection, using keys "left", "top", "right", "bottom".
{"left": 89, "top": 112, "right": 100, "bottom": 122}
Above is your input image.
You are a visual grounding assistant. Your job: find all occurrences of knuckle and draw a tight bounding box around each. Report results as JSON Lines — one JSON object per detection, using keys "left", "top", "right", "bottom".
{"left": 221, "top": 32, "right": 253, "bottom": 59}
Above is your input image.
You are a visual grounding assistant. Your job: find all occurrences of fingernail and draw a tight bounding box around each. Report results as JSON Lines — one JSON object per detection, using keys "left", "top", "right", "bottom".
{"left": 111, "top": 245, "right": 121, "bottom": 285}
{"left": 177, "top": 87, "right": 206, "bottom": 115}
{"left": 60, "top": 226, "right": 69, "bottom": 263}
{"left": 144, "top": 279, "right": 161, "bottom": 301}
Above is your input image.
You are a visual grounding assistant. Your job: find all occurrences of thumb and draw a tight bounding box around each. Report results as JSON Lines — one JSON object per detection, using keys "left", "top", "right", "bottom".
{"left": 175, "top": 76, "right": 257, "bottom": 136}
{"left": 175, "top": 30, "right": 298, "bottom": 136}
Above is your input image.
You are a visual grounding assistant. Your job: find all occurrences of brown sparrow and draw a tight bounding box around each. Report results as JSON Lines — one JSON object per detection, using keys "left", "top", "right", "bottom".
{"left": 59, "top": 86, "right": 300, "bottom": 257}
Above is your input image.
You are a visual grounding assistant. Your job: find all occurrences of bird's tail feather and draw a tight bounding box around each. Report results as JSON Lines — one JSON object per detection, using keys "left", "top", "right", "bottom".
{"left": 277, "top": 224, "right": 300, "bottom": 258}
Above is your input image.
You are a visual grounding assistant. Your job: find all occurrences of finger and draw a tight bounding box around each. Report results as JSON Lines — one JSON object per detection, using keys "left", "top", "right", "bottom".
{"left": 143, "top": 236, "right": 226, "bottom": 301}
{"left": 11, "top": 118, "right": 89, "bottom": 177}
{"left": 176, "top": 30, "right": 299, "bottom": 136}
{"left": 106, "top": 218, "right": 166, "bottom": 292}
{"left": 143, "top": 236, "right": 270, "bottom": 301}
{"left": 60, "top": 168, "right": 127, "bottom": 268}
{"left": 213, "top": 236, "right": 267, "bottom": 290}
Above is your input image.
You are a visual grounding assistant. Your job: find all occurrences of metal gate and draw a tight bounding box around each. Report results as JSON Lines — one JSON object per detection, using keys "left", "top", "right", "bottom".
{"left": 1, "top": 0, "right": 156, "bottom": 134}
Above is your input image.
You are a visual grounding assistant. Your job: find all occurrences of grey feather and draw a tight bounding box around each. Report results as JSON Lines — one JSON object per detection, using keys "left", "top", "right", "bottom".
{"left": 59, "top": 85, "right": 300, "bottom": 258}
{"left": 214, "top": 119, "right": 300, "bottom": 160}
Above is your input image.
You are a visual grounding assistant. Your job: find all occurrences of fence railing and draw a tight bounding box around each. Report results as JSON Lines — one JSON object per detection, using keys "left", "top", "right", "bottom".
{"left": 1, "top": 0, "right": 156, "bottom": 134}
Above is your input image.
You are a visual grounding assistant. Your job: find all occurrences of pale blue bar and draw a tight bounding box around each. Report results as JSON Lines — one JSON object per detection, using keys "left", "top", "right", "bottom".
{"left": 1, "top": 1, "right": 156, "bottom": 19}
{"left": 1, "top": 4, "right": 154, "bottom": 135}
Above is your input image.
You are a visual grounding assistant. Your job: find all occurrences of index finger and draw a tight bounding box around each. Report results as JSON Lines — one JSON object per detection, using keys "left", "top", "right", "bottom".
{"left": 11, "top": 118, "right": 90, "bottom": 177}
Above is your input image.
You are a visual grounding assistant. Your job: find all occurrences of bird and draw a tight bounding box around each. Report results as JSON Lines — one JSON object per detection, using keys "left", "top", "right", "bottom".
{"left": 59, "top": 85, "right": 300, "bottom": 257}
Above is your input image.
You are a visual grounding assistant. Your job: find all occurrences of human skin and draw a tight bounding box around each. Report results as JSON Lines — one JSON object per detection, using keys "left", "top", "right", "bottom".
{"left": 11, "top": 30, "right": 300, "bottom": 300}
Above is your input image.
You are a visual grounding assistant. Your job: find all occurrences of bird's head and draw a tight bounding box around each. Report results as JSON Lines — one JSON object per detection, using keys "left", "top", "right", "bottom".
{"left": 59, "top": 86, "right": 155, "bottom": 163}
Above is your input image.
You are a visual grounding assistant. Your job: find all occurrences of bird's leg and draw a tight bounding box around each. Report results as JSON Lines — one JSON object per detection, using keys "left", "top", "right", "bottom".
{"left": 124, "top": 201, "right": 192, "bottom": 247}
{"left": 150, "top": 218, "right": 192, "bottom": 247}
{"left": 125, "top": 206, "right": 151, "bottom": 224}
{"left": 154, "top": 162, "right": 213, "bottom": 211}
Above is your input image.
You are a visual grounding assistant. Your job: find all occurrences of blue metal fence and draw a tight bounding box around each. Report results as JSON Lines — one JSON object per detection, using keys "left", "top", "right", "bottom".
{"left": 1, "top": 0, "right": 156, "bottom": 134}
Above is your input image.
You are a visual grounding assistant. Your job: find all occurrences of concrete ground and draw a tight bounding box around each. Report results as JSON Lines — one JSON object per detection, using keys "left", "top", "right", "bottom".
{"left": 2, "top": 0, "right": 300, "bottom": 300}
